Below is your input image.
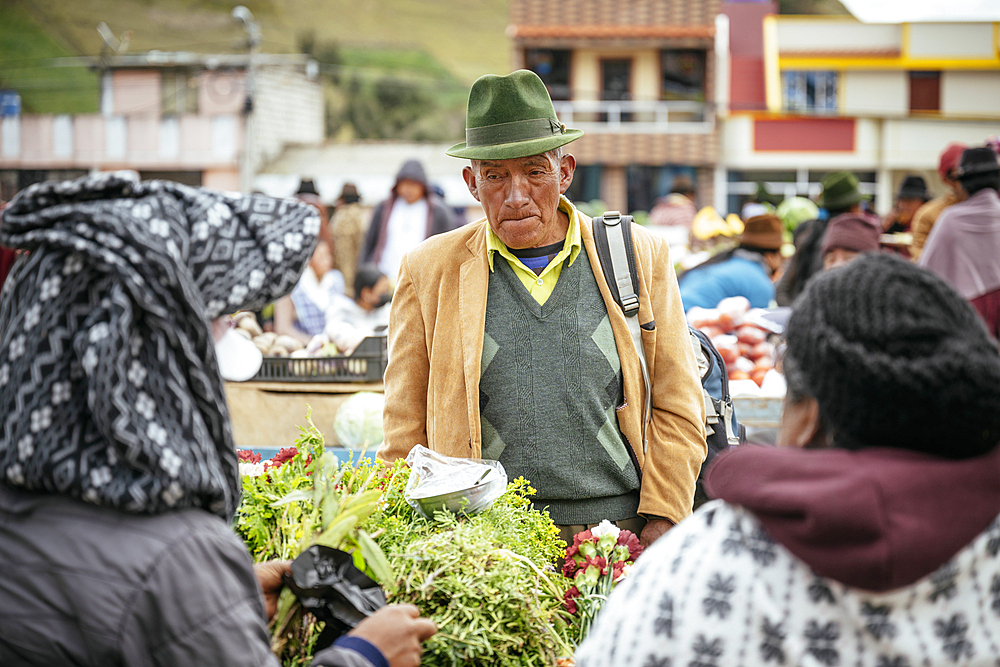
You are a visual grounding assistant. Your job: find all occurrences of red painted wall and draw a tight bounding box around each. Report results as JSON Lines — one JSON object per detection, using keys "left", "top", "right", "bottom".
{"left": 754, "top": 118, "right": 856, "bottom": 151}
{"left": 721, "top": 1, "right": 776, "bottom": 112}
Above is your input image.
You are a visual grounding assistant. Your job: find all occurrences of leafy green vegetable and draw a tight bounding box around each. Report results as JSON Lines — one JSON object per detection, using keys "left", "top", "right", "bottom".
{"left": 236, "top": 413, "right": 577, "bottom": 667}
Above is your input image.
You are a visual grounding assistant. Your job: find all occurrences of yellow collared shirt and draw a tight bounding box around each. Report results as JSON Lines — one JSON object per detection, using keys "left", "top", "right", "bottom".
{"left": 485, "top": 196, "right": 583, "bottom": 305}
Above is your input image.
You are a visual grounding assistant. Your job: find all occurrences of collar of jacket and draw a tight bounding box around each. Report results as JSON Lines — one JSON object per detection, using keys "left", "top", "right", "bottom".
{"left": 484, "top": 194, "right": 583, "bottom": 272}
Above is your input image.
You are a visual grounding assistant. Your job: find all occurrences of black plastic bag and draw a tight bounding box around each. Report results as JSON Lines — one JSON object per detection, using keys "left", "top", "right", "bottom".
{"left": 283, "top": 545, "right": 386, "bottom": 650}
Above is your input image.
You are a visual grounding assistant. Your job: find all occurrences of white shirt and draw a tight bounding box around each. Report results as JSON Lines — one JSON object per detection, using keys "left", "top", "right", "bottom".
{"left": 324, "top": 294, "right": 390, "bottom": 354}
{"left": 379, "top": 198, "right": 429, "bottom": 281}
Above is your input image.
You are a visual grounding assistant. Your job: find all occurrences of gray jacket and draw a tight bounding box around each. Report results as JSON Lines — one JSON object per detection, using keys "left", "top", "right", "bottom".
{"left": 0, "top": 484, "right": 375, "bottom": 667}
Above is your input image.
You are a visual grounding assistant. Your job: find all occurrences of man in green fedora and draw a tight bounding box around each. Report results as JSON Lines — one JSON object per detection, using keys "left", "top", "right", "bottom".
{"left": 376, "top": 70, "right": 706, "bottom": 548}
{"left": 775, "top": 170, "right": 871, "bottom": 305}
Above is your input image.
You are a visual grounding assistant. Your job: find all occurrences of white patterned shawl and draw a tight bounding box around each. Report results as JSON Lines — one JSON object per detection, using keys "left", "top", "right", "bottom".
{"left": 0, "top": 171, "right": 318, "bottom": 520}
{"left": 575, "top": 501, "right": 1000, "bottom": 667}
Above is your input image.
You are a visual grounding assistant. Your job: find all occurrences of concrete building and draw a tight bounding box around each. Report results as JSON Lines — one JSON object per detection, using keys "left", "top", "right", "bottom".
{"left": 721, "top": 7, "right": 1000, "bottom": 215}
{"left": 507, "top": 0, "right": 729, "bottom": 215}
{"left": 0, "top": 52, "right": 323, "bottom": 199}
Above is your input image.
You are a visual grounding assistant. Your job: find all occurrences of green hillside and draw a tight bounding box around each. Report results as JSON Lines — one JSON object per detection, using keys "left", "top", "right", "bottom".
{"left": 0, "top": 0, "right": 100, "bottom": 113}
{"left": 0, "top": 0, "right": 510, "bottom": 116}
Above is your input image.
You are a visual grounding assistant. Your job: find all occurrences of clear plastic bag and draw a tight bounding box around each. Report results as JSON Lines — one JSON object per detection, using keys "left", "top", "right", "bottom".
{"left": 404, "top": 445, "right": 508, "bottom": 519}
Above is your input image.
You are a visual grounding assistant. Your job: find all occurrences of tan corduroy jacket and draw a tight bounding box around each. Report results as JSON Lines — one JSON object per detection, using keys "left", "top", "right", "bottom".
{"left": 377, "top": 206, "right": 707, "bottom": 524}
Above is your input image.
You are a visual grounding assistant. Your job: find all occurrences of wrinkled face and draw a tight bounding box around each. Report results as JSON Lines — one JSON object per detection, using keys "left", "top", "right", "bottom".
{"left": 463, "top": 152, "right": 576, "bottom": 249}
{"left": 823, "top": 247, "right": 861, "bottom": 272}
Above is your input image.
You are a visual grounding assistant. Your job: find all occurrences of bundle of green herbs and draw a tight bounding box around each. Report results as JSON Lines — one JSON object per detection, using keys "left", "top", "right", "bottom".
{"left": 234, "top": 415, "right": 577, "bottom": 666}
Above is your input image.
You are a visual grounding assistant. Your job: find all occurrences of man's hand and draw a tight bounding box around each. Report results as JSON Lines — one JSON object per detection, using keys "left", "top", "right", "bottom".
{"left": 640, "top": 518, "right": 674, "bottom": 548}
{"left": 253, "top": 560, "right": 291, "bottom": 622}
{"left": 349, "top": 604, "right": 438, "bottom": 667}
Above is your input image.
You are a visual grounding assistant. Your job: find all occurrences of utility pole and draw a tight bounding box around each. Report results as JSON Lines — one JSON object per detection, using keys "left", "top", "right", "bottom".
{"left": 232, "top": 6, "right": 260, "bottom": 193}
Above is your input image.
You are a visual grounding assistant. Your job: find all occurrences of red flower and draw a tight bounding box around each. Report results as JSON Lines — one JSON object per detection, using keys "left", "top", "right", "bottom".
{"left": 572, "top": 530, "right": 594, "bottom": 547}
{"left": 566, "top": 544, "right": 579, "bottom": 559}
{"left": 617, "top": 530, "right": 643, "bottom": 561}
{"left": 612, "top": 560, "right": 625, "bottom": 580}
{"left": 584, "top": 555, "right": 608, "bottom": 576}
{"left": 564, "top": 586, "right": 580, "bottom": 614}
{"left": 562, "top": 558, "right": 578, "bottom": 578}
{"left": 237, "top": 450, "right": 261, "bottom": 464}
{"left": 269, "top": 446, "right": 298, "bottom": 468}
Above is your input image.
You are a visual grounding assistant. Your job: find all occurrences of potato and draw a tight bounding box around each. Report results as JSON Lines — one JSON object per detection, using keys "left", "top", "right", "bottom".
{"left": 234, "top": 328, "right": 253, "bottom": 340}
{"left": 267, "top": 344, "right": 289, "bottom": 358}
{"left": 232, "top": 311, "right": 257, "bottom": 325}
{"left": 237, "top": 317, "right": 264, "bottom": 338}
{"left": 255, "top": 332, "right": 277, "bottom": 347}
{"left": 274, "top": 335, "right": 304, "bottom": 352}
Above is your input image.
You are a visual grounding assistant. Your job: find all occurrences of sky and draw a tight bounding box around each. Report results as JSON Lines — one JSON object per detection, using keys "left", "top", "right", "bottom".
{"left": 840, "top": 0, "right": 1000, "bottom": 22}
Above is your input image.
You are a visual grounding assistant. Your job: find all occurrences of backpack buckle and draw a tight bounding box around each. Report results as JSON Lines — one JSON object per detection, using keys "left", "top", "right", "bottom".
{"left": 603, "top": 211, "right": 622, "bottom": 226}
{"left": 621, "top": 293, "right": 639, "bottom": 317}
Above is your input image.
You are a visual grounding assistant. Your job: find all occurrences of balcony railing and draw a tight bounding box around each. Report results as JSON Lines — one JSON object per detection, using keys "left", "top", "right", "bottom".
{"left": 552, "top": 100, "right": 714, "bottom": 134}
{"left": 0, "top": 113, "right": 240, "bottom": 168}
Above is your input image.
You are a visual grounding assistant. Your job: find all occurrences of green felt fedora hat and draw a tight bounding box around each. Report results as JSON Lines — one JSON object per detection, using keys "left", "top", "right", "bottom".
{"left": 818, "top": 171, "right": 869, "bottom": 211}
{"left": 447, "top": 70, "right": 583, "bottom": 160}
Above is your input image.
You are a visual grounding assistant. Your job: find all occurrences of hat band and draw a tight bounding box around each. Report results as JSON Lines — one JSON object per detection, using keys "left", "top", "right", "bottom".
{"left": 466, "top": 118, "right": 564, "bottom": 148}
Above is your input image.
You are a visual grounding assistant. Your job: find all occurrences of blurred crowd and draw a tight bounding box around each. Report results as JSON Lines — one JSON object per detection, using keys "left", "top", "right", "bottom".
{"left": 3, "top": 140, "right": 999, "bottom": 346}
{"left": 663, "top": 139, "right": 1000, "bottom": 340}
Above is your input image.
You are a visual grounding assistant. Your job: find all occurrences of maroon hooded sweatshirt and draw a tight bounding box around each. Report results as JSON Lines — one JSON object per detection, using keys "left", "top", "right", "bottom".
{"left": 705, "top": 444, "right": 1000, "bottom": 591}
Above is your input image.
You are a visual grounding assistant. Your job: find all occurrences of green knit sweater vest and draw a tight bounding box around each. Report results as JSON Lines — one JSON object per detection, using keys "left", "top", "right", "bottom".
{"left": 480, "top": 251, "right": 640, "bottom": 525}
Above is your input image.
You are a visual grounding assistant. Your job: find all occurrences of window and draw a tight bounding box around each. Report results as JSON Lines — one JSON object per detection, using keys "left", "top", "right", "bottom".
{"left": 161, "top": 70, "right": 199, "bottom": 115}
{"left": 909, "top": 71, "right": 940, "bottom": 112}
{"left": 524, "top": 49, "right": 571, "bottom": 101}
{"left": 782, "top": 71, "right": 837, "bottom": 113}
{"left": 660, "top": 50, "right": 706, "bottom": 102}
{"left": 627, "top": 165, "right": 697, "bottom": 214}
{"left": 565, "top": 164, "right": 602, "bottom": 206}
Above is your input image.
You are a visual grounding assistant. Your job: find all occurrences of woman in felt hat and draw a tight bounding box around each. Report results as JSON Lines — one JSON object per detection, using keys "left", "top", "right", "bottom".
{"left": 775, "top": 171, "right": 869, "bottom": 306}
{"left": 677, "top": 214, "right": 786, "bottom": 311}
{"left": 882, "top": 175, "right": 930, "bottom": 235}
{"left": 919, "top": 146, "right": 1000, "bottom": 338}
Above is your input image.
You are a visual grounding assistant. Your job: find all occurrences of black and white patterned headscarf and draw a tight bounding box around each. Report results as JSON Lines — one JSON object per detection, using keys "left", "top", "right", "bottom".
{"left": 0, "top": 171, "right": 318, "bottom": 520}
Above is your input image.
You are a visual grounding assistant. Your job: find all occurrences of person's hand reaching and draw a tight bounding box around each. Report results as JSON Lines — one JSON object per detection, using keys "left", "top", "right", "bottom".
{"left": 252, "top": 560, "right": 291, "bottom": 622}
{"left": 349, "top": 604, "right": 437, "bottom": 667}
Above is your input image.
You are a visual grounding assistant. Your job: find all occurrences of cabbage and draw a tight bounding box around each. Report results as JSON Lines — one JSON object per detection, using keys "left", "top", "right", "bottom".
{"left": 776, "top": 197, "right": 820, "bottom": 233}
{"left": 333, "top": 391, "right": 385, "bottom": 452}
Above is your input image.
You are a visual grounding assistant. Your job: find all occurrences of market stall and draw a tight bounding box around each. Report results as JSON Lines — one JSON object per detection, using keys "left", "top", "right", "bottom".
{"left": 224, "top": 379, "right": 383, "bottom": 450}
{"left": 221, "top": 316, "right": 389, "bottom": 452}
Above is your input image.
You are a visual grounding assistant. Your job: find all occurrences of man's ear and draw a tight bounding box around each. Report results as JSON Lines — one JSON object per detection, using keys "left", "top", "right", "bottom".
{"left": 462, "top": 165, "right": 481, "bottom": 202}
{"left": 558, "top": 153, "right": 577, "bottom": 195}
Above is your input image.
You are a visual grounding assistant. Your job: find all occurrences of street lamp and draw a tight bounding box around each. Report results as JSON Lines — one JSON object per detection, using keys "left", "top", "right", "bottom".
{"left": 232, "top": 5, "right": 260, "bottom": 193}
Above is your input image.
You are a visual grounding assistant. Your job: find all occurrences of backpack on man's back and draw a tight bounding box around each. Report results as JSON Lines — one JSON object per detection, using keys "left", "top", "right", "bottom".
{"left": 591, "top": 212, "right": 745, "bottom": 509}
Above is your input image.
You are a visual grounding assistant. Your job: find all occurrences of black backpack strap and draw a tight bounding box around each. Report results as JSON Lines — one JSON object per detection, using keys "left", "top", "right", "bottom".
{"left": 592, "top": 212, "right": 650, "bottom": 453}
{"left": 592, "top": 211, "right": 640, "bottom": 316}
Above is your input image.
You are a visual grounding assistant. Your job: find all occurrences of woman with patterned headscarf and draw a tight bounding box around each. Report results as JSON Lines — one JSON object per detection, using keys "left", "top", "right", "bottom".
{"left": 0, "top": 172, "right": 434, "bottom": 667}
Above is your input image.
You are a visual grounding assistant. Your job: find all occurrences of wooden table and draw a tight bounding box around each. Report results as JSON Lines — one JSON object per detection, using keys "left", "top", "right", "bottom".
{"left": 223, "top": 380, "right": 384, "bottom": 450}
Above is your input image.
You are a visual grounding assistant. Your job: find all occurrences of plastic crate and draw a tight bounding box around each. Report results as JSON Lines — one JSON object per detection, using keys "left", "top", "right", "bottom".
{"left": 252, "top": 334, "right": 387, "bottom": 382}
